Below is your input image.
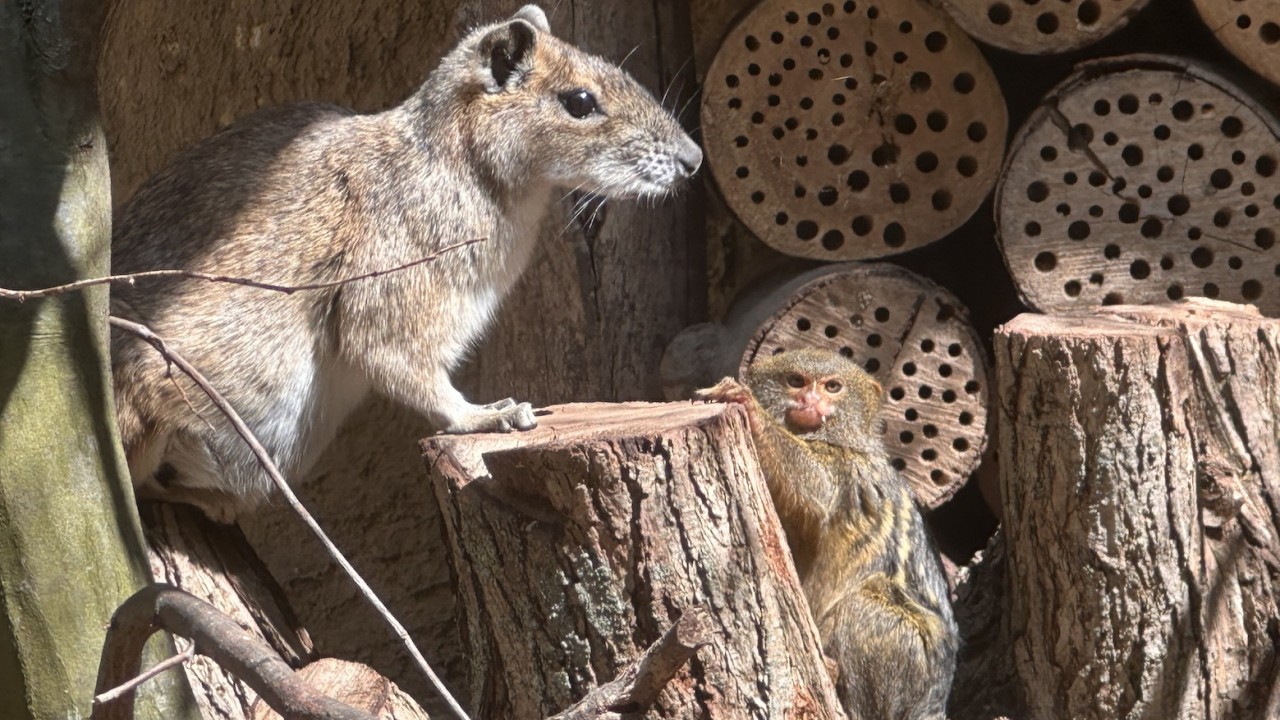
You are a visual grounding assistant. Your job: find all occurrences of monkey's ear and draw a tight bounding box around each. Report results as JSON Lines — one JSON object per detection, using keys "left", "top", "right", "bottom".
{"left": 480, "top": 16, "right": 538, "bottom": 91}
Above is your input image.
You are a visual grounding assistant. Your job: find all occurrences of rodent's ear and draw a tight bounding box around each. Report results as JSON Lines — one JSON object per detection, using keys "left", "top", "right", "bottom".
{"left": 512, "top": 5, "right": 551, "bottom": 33}
{"left": 480, "top": 17, "right": 538, "bottom": 91}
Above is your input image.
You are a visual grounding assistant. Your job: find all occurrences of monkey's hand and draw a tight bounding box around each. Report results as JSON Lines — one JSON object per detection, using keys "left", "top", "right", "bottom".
{"left": 694, "top": 376, "right": 752, "bottom": 405}
{"left": 441, "top": 399, "right": 537, "bottom": 434}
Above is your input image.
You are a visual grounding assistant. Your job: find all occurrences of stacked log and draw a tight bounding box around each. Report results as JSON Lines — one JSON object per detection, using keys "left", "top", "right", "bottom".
{"left": 997, "top": 55, "right": 1280, "bottom": 316}
{"left": 701, "top": 0, "right": 1008, "bottom": 260}
{"left": 1192, "top": 0, "right": 1280, "bottom": 87}
{"left": 931, "top": 0, "right": 1153, "bottom": 54}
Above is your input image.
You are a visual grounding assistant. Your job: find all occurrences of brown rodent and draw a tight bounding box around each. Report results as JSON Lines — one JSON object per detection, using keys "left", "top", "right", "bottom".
{"left": 698, "top": 348, "right": 957, "bottom": 720}
{"left": 110, "top": 5, "right": 701, "bottom": 522}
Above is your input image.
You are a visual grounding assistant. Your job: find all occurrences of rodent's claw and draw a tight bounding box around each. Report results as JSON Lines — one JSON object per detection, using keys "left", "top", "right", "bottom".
{"left": 509, "top": 401, "right": 537, "bottom": 431}
{"left": 694, "top": 377, "right": 751, "bottom": 404}
{"left": 484, "top": 397, "right": 518, "bottom": 411}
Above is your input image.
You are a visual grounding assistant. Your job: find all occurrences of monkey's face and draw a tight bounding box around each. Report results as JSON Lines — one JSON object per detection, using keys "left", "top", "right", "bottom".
{"left": 746, "top": 348, "right": 884, "bottom": 443}
{"left": 778, "top": 371, "right": 845, "bottom": 434}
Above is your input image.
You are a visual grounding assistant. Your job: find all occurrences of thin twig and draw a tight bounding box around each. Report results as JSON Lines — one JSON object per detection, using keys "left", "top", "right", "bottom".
{"left": 0, "top": 238, "right": 484, "bottom": 302}
{"left": 108, "top": 316, "right": 472, "bottom": 720}
{"left": 93, "top": 640, "right": 196, "bottom": 706}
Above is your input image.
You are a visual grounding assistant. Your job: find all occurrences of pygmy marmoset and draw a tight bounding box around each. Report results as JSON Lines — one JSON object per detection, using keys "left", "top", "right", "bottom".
{"left": 698, "top": 348, "right": 958, "bottom": 720}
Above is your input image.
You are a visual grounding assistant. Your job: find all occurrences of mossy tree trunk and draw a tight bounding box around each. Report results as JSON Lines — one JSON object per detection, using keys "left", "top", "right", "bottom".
{"left": 0, "top": 2, "right": 196, "bottom": 718}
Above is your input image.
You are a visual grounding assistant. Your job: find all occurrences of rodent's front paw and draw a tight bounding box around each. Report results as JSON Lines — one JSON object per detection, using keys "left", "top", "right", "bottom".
{"left": 443, "top": 401, "right": 537, "bottom": 434}
{"left": 694, "top": 377, "right": 751, "bottom": 404}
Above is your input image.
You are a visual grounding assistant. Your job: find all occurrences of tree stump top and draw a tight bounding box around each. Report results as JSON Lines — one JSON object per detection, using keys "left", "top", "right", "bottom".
{"left": 1000, "top": 310, "right": 1174, "bottom": 338}
{"left": 422, "top": 402, "right": 729, "bottom": 479}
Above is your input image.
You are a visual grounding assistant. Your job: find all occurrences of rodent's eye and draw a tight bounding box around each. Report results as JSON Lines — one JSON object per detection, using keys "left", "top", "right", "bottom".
{"left": 785, "top": 373, "right": 806, "bottom": 389}
{"left": 824, "top": 379, "right": 844, "bottom": 394}
{"left": 558, "top": 89, "right": 599, "bottom": 119}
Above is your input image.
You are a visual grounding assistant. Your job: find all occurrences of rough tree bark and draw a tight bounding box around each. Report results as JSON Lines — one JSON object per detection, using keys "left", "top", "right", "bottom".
{"left": 424, "top": 402, "right": 844, "bottom": 719}
{"left": 993, "top": 299, "right": 1280, "bottom": 720}
{"left": 0, "top": 2, "right": 195, "bottom": 718}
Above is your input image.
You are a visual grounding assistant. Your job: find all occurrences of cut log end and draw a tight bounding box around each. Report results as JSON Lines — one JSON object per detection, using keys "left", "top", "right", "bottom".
{"left": 935, "top": 0, "right": 1152, "bottom": 54}
{"left": 997, "top": 54, "right": 1280, "bottom": 317}
{"left": 701, "top": 0, "right": 1007, "bottom": 260}
{"left": 1192, "top": 0, "right": 1280, "bottom": 88}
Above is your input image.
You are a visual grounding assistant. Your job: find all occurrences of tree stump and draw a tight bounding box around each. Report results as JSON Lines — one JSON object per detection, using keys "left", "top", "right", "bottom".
{"left": 930, "top": 0, "right": 1152, "bottom": 54}
{"left": 996, "top": 55, "right": 1280, "bottom": 317}
{"left": 994, "top": 299, "right": 1280, "bottom": 720}
{"left": 662, "top": 262, "right": 991, "bottom": 510}
{"left": 701, "top": 0, "right": 1007, "bottom": 260}
{"left": 423, "top": 402, "right": 844, "bottom": 719}
{"left": 1192, "top": 0, "right": 1280, "bottom": 89}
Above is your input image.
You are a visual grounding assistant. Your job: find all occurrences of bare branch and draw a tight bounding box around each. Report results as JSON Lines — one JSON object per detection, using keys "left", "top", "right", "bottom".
{"left": 92, "top": 585, "right": 373, "bottom": 720}
{"left": 549, "top": 606, "right": 714, "bottom": 720}
{"left": 107, "top": 316, "right": 472, "bottom": 720}
{"left": 0, "top": 237, "right": 484, "bottom": 302}
{"left": 93, "top": 641, "right": 195, "bottom": 705}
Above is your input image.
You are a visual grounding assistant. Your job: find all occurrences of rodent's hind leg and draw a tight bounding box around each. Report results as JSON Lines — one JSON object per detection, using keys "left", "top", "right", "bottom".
{"left": 132, "top": 429, "right": 247, "bottom": 523}
{"left": 136, "top": 483, "right": 243, "bottom": 524}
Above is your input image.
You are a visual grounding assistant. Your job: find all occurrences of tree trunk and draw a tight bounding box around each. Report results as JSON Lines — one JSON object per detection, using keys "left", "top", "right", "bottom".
{"left": 0, "top": 3, "right": 195, "bottom": 718}
{"left": 424, "top": 402, "right": 844, "bottom": 719}
{"left": 993, "top": 299, "right": 1280, "bottom": 720}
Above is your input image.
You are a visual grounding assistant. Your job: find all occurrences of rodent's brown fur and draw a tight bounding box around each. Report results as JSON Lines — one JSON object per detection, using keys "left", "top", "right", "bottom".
{"left": 698, "top": 348, "right": 958, "bottom": 720}
{"left": 110, "top": 5, "right": 701, "bottom": 522}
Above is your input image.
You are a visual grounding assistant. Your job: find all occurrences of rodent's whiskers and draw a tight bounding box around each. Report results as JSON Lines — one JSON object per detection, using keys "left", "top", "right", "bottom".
{"left": 676, "top": 88, "right": 702, "bottom": 124}
{"left": 619, "top": 42, "right": 643, "bottom": 70}
{"left": 661, "top": 56, "right": 694, "bottom": 110}
{"left": 560, "top": 181, "right": 589, "bottom": 203}
{"left": 560, "top": 190, "right": 600, "bottom": 237}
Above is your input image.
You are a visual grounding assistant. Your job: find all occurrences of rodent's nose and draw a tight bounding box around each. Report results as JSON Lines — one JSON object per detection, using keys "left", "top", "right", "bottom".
{"left": 676, "top": 139, "right": 703, "bottom": 177}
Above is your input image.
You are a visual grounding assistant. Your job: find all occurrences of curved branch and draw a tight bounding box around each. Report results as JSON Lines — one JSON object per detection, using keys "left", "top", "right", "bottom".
{"left": 92, "top": 584, "right": 372, "bottom": 720}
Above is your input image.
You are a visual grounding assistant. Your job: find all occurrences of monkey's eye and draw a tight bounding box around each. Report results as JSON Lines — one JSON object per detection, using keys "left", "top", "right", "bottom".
{"left": 824, "top": 379, "right": 844, "bottom": 393}
{"left": 785, "top": 373, "right": 806, "bottom": 389}
{"left": 559, "top": 89, "right": 599, "bottom": 119}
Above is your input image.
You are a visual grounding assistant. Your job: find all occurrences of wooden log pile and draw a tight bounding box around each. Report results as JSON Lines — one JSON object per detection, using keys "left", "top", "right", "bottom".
{"left": 675, "top": 0, "right": 1280, "bottom": 718}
